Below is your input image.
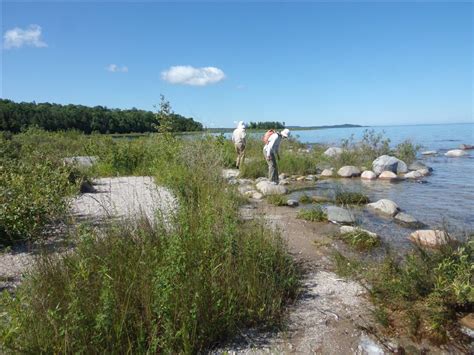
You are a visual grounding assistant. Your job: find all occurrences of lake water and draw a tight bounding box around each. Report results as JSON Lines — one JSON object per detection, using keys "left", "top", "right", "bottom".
{"left": 289, "top": 123, "right": 474, "bottom": 248}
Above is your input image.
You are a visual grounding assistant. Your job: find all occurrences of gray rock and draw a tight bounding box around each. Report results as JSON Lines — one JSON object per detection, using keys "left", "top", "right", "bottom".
{"left": 279, "top": 179, "right": 290, "bottom": 186}
{"left": 337, "top": 166, "right": 361, "bottom": 178}
{"left": 323, "top": 147, "right": 343, "bottom": 157}
{"left": 367, "top": 199, "right": 400, "bottom": 217}
{"left": 287, "top": 199, "right": 299, "bottom": 207}
{"left": 252, "top": 192, "right": 264, "bottom": 200}
{"left": 221, "top": 169, "right": 240, "bottom": 180}
{"left": 445, "top": 149, "right": 468, "bottom": 157}
{"left": 305, "top": 175, "right": 316, "bottom": 181}
{"left": 394, "top": 212, "right": 424, "bottom": 228}
{"left": 320, "top": 168, "right": 334, "bottom": 177}
{"left": 409, "top": 230, "right": 449, "bottom": 247}
{"left": 417, "top": 168, "right": 431, "bottom": 176}
{"left": 279, "top": 173, "right": 288, "bottom": 180}
{"left": 372, "top": 155, "right": 408, "bottom": 175}
{"left": 378, "top": 171, "right": 398, "bottom": 180}
{"left": 237, "top": 178, "right": 254, "bottom": 185}
{"left": 238, "top": 185, "right": 254, "bottom": 195}
{"left": 408, "top": 161, "right": 432, "bottom": 171}
{"left": 361, "top": 170, "right": 377, "bottom": 180}
{"left": 459, "top": 144, "right": 474, "bottom": 150}
{"left": 404, "top": 171, "right": 423, "bottom": 179}
{"left": 325, "top": 206, "right": 355, "bottom": 224}
{"left": 421, "top": 150, "right": 437, "bottom": 155}
{"left": 63, "top": 156, "right": 98, "bottom": 168}
{"left": 255, "top": 177, "right": 269, "bottom": 183}
{"left": 256, "top": 181, "right": 287, "bottom": 196}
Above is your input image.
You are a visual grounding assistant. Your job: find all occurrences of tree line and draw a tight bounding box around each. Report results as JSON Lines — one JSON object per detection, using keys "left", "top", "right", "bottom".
{"left": 247, "top": 121, "right": 285, "bottom": 129}
{"left": 0, "top": 99, "right": 203, "bottom": 134}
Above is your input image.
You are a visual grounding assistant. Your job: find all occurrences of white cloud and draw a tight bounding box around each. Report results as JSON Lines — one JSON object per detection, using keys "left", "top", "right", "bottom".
{"left": 106, "top": 64, "right": 128, "bottom": 73}
{"left": 161, "top": 65, "right": 225, "bottom": 86}
{"left": 3, "top": 24, "right": 47, "bottom": 49}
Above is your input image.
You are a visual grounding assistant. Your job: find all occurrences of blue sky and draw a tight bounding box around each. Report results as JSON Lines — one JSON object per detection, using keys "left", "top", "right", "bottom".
{"left": 2, "top": 1, "right": 473, "bottom": 127}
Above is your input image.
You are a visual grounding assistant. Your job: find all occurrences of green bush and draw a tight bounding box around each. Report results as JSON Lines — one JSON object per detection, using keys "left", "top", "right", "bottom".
{"left": 394, "top": 139, "right": 421, "bottom": 164}
{"left": 0, "top": 158, "right": 74, "bottom": 244}
{"left": 0, "top": 136, "right": 299, "bottom": 353}
{"left": 296, "top": 206, "right": 327, "bottom": 222}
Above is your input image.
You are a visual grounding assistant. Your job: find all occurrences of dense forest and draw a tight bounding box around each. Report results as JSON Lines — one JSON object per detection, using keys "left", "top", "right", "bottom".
{"left": 0, "top": 99, "right": 203, "bottom": 133}
{"left": 247, "top": 121, "right": 285, "bottom": 129}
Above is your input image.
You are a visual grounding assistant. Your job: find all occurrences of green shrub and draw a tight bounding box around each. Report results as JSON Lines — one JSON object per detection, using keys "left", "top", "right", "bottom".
{"left": 240, "top": 159, "right": 267, "bottom": 179}
{"left": 394, "top": 139, "right": 421, "bottom": 164}
{"left": 296, "top": 206, "right": 327, "bottom": 222}
{"left": 0, "top": 136, "right": 299, "bottom": 353}
{"left": 335, "top": 191, "right": 370, "bottom": 205}
{"left": 0, "top": 158, "right": 74, "bottom": 244}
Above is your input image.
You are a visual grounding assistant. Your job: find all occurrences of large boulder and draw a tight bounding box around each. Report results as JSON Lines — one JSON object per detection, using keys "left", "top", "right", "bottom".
{"left": 256, "top": 181, "right": 287, "bottom": 196}
{"left": 459, "top": 144, "right": 474, "bottom": 150}
{"left": 417, "top": 168, "right": 432, "bottom": 177}
{"left": 323, "top": 147, "right": 343, "bottom": 158}
{"left": 378, "top": 171, "right": 398, "bottom": 180}
{"left": 367, "top": 199, "right": 400, "bottom": 217}
{"left": 361, "top": 170, "right": 377, "bottom": 180}
{"left": 394, "top": 212, "right": 424, "bottom": 228}
{"left": 337, "top": 166, "right": 361, "bottom": 178}
{"left": 408, "top": 161, "right": 432, "bottom": 172}
{"left": 372, "top": 155, "right": 408, "bottom": 175}
{"left": 445, "top": 149, "right": 468, "bottom": 157}
{"left": 63, "top": 156, "right": 98, "bottom": 168}
{"left": 325, "top": 206, "right": 355, "bottom": 224}
{"left": 409, "top": 230, "right": 449, "bottom": 247}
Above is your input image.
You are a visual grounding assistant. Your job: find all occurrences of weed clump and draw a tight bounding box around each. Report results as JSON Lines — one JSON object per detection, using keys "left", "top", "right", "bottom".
{"left": 335, "top": 191, "right": 370, "bottom": 205}
{"left": 298, "top": 194, "right": 313, "bottom": 204}
{"left": 333, "top": 241, "right": 474, "bottom": 343}
{"left": 296, "top": 206, "right": 327, "bottom": 222}
{"left": 267, "top": 195, "right": 287, "bottom": 206}
{"left": 338, "top": 229, "right": 380, "bottom": 251}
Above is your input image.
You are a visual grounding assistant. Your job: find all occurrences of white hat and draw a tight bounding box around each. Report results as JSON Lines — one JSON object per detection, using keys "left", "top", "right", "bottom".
{"left": 237, "top": 121, "right": 246, "bottom": 129}
{"left": 281, "top": 128, "right": 290, "bottom": 138}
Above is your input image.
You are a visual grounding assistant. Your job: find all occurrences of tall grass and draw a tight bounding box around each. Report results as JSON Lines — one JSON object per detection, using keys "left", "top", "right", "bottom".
{"left": 0, "top": 134, "right": 299, "bottom": 353}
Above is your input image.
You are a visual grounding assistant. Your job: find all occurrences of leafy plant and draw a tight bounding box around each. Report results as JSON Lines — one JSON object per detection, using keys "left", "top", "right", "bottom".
{"left": 296, "top": 206, "right": 327, "bottom": 222}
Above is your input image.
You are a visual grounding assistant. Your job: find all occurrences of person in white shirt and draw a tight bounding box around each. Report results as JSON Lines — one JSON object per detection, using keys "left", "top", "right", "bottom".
{"left": 232, "top": 121, "right": 247, "bottom": 169}
{"left": 263, "top": 128, "right": 290, "bottom": 183}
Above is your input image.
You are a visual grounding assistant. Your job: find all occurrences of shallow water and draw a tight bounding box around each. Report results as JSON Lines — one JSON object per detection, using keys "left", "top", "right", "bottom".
{"left": 288, "top": 123, "right": 474, "bottom": 248}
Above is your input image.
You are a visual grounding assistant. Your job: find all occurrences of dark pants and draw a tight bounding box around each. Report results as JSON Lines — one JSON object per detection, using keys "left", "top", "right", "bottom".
{"left": 266, "top": 153, "right": 279, "bottom": 183}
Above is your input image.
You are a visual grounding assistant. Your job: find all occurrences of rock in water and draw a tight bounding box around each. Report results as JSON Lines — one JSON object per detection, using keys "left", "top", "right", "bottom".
{"left": 367, "top": 199, "right": 400, "bottom": 217}
{"left": 287, "top": 199, "right": 299, "bottom": 207}
{"left": 404, "top": 171, "right": 423, "bottom": 179}
{"left": 320, "top": 168, "right": 334, "bottom": 177}
{"left": 372, "top": 155, "right": 408, "bottom": 175}
{"left": 378, "top": 171, "right": 398, "bottom": 180}
{"left": 340, "top": 225, "right": 377, "bottom": 238}
{"left": 323, "top": 147, "right": 343, "bottom": 157}
{"left": 408, "top": 161, "right": 432, "bottom": 171}
{"left": 459, "top": 144, "right": 474, "bottom": 150}
{"left": 421, "top": 150, "right": 437, "bottom": 155}
{"left": 361, "top": 170, "right": 377, "bottom": 180}
{"left": 394, "top": 212, "right": 424, "bottom": 228}
{"left": 417, "top": 168, "right": 431, "bottom": 176}
{"left": 256, "top": 181, "right": 287, "bottom": 196}
{"left": 445, "top": 149, "right": 468, "bottom": 157}
{"left": 337, "top": 166, "right": 361, "bottom": 178}
{"left": 409, "top": 230, "right": 449, "bottom": 247}
{"left": 325, "top": 206, "right": 355, "bottom": 224}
